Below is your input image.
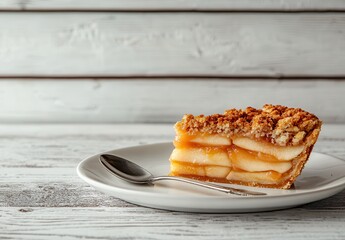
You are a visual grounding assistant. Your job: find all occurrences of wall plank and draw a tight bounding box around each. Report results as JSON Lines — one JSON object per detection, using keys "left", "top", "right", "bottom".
{"left": 1, "top": 13, "right": 345, "bottom": 77}
{"left": 0, "top": 79, "right": 343, "bottom": 123}
{"left": 1, "top": 0, "right": 345, "bottom": 11}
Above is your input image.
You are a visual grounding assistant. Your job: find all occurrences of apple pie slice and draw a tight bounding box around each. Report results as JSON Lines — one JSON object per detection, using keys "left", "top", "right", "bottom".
{"left": 169, "top": 104, "right": 322, "bottom": 189}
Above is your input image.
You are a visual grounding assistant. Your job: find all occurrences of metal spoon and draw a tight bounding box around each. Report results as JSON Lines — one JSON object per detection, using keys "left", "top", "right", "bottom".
{"left": 99, "top": 154, "right": 266, "bottom": 196}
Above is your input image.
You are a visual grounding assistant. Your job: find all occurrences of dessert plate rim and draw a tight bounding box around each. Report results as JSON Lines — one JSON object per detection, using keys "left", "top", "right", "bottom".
{"left": 77, "top": 142, "right": 345, "bottom": 213}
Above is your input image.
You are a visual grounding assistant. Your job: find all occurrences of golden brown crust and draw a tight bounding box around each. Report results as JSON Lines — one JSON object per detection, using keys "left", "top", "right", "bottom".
{"left": 176, "top": 104, "right": 322, "bottom": 147}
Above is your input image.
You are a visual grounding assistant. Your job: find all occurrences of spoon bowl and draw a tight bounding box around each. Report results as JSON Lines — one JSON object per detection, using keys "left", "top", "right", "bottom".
{"left": 100, "top": 154, "right": 266, "bottom": 196}
{"left": 100, "top": 154, "right": 153, "bottom": 184}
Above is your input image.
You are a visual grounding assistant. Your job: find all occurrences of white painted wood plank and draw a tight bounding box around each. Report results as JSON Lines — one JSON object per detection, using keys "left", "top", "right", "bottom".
{"left": 0, "top": 181, "right": 133, "bottom": 208}
{"left": 1, "top": 13, "right": 345, "bottom": 77}
{"left": 1, "top": 0, "right": 345, "bottom": 11}
{"left": 0, "top": 208, "right": 345, "bottom": 240}
{"left": 0, "top": 79, "right": 344, "bottom": 123}
{"left": 1, "top": 207, "right": 345, "bottom": 240}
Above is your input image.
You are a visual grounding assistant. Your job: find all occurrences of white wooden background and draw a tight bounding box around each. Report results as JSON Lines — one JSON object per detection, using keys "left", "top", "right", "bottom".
{"left": 1, "top": 1, "right": 345, "bottom": 239}
{"left": 0, "top": 1, "right": 344, "bottom": 124}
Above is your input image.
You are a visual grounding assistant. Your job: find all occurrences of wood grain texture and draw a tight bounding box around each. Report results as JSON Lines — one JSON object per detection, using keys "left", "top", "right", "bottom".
{"left": 1, "top": 0, "right": 345, "bottom": 11}
{"left": 0, "top": 124, "right": 344, "bottom": 239}
{"left": 0, "top": 79, "right": 344, "bottom": 123}
{"left": 1, "top": 13, "right": 345, "bottom": 77}
{"left": 1, "top": 207, "right": 345, "bottom": 240}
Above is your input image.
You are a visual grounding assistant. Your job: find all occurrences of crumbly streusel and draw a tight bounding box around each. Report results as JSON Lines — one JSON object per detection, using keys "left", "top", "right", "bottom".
{"left": 176, "top": 104, "right": 322, "bottom": 146}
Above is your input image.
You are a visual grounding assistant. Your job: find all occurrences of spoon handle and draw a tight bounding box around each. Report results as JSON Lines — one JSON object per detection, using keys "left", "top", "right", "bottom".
{"left": 151, "top": 176, "right": 266, "bottom": 196}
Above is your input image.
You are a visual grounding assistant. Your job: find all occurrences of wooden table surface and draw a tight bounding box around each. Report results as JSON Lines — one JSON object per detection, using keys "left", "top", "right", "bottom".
{"left": 1, "top": 124, "right": 345, "bottom": 239}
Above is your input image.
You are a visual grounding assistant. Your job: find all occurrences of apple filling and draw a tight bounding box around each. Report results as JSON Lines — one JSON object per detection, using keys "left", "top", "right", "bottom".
{"left": 169, "top": 134, "right": 305, "bottom": 188}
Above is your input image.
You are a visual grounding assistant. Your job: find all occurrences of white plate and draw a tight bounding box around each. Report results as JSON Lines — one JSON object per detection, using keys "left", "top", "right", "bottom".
{"left": 77, "top": 142, "right": 345, "bottom": 213}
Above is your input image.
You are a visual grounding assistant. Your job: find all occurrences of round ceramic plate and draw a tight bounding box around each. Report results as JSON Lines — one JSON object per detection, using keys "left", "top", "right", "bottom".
{"left": 77, "top": 142, "right": 345, "bottom": 213}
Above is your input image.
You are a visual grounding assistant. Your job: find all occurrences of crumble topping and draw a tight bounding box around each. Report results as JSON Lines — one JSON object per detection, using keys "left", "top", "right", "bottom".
{"left": 176, "top": 104, "right": 322, "bottom": 146}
